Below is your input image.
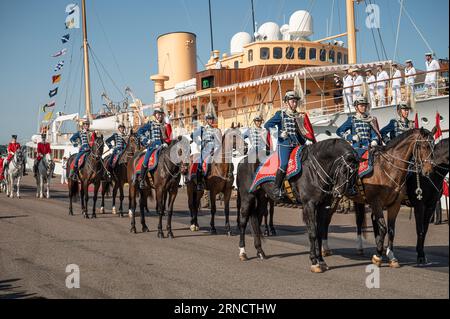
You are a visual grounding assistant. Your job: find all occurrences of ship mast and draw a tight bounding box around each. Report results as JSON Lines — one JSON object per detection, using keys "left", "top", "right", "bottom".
{"left": 81, "top": 0, "right": 93, "bottom": 122}
{"left": 346, "top": 0, "right": 358, "bottom": 64}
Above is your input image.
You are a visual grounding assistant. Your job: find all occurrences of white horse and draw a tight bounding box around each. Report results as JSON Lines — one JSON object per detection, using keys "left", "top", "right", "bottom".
{"left": 4, "top": 148, "right": 25, "bottom": 199}
{"left": 35, "top": 155, "right": 55, "bottom": 199}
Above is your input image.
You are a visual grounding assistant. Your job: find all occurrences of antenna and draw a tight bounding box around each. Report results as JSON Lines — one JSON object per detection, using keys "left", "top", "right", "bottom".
{"left": 208, "top": 0, "right": 214, "bottom": 52}
{"left": 251, "top": 0, "right": 256, "bottom": 40}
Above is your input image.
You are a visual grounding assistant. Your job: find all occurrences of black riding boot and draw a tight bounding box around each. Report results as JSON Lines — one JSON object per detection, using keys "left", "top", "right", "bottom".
{"left": 272, "top": 169, "right": 286, "bottom": 201}
{"left": 33, "top": 160, "right": 38, "bottom": 177}
{"left": 139, "top": 167, "right": 148, "bottom": 189}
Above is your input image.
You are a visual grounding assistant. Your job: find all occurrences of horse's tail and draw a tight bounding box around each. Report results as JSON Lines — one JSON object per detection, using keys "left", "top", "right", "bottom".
{"left": 69, "top": 179, "right": 79, "bottom": 198}
{"left": 248, "top": 198, "right": 263, "bottom": 244}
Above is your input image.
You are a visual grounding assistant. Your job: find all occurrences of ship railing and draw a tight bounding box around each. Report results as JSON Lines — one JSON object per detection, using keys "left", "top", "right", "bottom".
{"left": 167, "top": 68, "right": 448, "bottom": 130}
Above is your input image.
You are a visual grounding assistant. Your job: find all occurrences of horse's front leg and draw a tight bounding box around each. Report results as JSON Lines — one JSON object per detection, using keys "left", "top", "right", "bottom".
{"left": 46, "top": 178, "right": 50, "bottom": 199}
{"left": 156, "top": 188, "right": 165, "bottom": 238}
{"left": 223, "top": 187, "right": 233, "bottom": 236}
{"left": 386, "top": 201, "right": 401, "bottom": 268}
{"left": 355, "top": 203, "right": 366, "bottom": 255}
{"left": 304, "top": 201, "right": 323, "bottom": 273}
{"left": 82, "top": 182, "right": 89, "bottom": 219}
{"left": 129, "top": 183, "right": 137, "bottom": 233}
{"left": 139, "top": 189, "right": 150, "bottom": 233}
{"left": 414, "top": 202, "right": 427, "bottom": 265}
{"left": 209, "top": 190, "right": 217, "bottom": 235}
{"left": 100, "top": 181, "right": 106, "bottom": 214}
{"left": 16, "top": 177, "right": 21, "bottom": 199}
{"left": 39, "top": 177, "right": 44, "bottom": 198}
{"left": 112, "top": 183, "right": 119, "bottom": 215}
{"left": 370, "top": 203, "right": 387, "bottom": 267}
{"left": 118, "top": 183, "right": 125, "bottom": 217}
{"left": 166, "top": 189, "right": 177, "bottom": 239}
{"left": 91, "top": 181, "right": 101, "bottom": 219}
{"left": 238, "top": 195, "right": 251, "bottom": 261}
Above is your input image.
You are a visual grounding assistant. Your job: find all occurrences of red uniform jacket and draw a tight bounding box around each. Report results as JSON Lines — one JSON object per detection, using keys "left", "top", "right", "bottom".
{"left": 37, "top": 142, "right": 51, "bottom": 160}
{"left": 7, "top": 142, "right": 21, "bottom": 161}
{"left": 0, "top": 157, "right": 4, "bottom": 180}
{"left": 164, "top": 123, "right": 173, "bottom": 144}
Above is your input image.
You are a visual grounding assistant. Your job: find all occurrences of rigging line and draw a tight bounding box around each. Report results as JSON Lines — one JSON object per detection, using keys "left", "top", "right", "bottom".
{"left": 370, "top": 0, "right": 388, "bottom": 59}
{"left": 328, "top": 0, "right": 335, "bottom": 37}
{"left": 91, "top": 1, "right": 127, "bottom": 86}
{"left": 337, "top": 0, "right": 342, "bottom": 34}
{"left": 89, "top": 45, "right": 125, "bottom": 99}
{"left": 63, "top": 29, "right": 78, "bottom": 110}
{"left": 89, "top": 48, "right": 108, "bottom": 95}
{"left": 181, "top": 0, "right": 194, "bottom": 29}
{"left": 78, "top": 59, "right": 84, "bottom": 116}
{"left": 393, "top": 0, "right": 404, "bottom": 62}
{"left": 67, "top": 48, "right": 84, "bottom": 113}
{"left": 364, "top": 0, "right": 381, "bottom": 61}
{"left": 399, "top": 0, "right": 434, "bottom": 54}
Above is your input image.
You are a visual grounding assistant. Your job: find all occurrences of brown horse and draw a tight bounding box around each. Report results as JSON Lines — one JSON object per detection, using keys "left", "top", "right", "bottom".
{"left": 322, "top": 129, "right": 435, "bottom": 268}
{"left": 187, "top": 130, "right": 236, "bottom": 235}
{"left": 127, "top": 136, "right": 190, "bottom": 237}
{"left": 67, "top": 135, "right": 105, "bottom": 219}
{"left": 100, "top": 132, "right": 142, "bottom": 217}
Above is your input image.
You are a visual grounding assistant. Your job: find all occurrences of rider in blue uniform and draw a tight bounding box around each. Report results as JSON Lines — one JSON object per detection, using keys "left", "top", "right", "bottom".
{"left": 191, "top": 113, "right": 221, "bottom": 191}
{"left": 336, "top": 97, "right": 380, "bottom": 195}
{"left": 242, "top": 115, "right": 271, "bottom": 161}
{"left": 336, "top": 97, "right": 380, "bottom": 158}
{"left": 105, "top": 124, "right": 127, "bottom": 169}
{"left": 264, "top": 91, "right": 312, "bottom": 199}
{"left": 137, "top": 107, "right": 166, "bottom": 189}
{"left": 380, "top": 101, "right": 415, "bottom": 143}
{"left": 69, "top": 120, "right": 95, "bottom": 180}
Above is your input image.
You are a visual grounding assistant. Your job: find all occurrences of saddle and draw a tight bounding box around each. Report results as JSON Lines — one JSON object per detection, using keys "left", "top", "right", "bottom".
{"left": 188, "top": 154, "right": 209, "bottom": 181}
{"left": 135, "top": 148, "right": 161, "bottom": 173}
{"left": 111, "top": 152, "right": 121, "bottom": 169}
{"left": 358, "top": 150, "right": 374, "bottom": 178}
{"left": 249, "top": 146, "right": 304, "bottom": 200}
{"left": 70, "top": 153, "right": 89, "bottom": 171}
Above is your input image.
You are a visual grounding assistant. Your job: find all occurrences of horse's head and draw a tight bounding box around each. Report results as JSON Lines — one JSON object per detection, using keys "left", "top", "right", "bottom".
{"left": 14, "top": 148, "right": 25, "bottom": 164}
{"left": 330, "top": 141, "right": 360, "bottom": 198}
{"left": 126, "top": 131, "right": 142, "bottom": 153}
{"left": 91, "top": 135, "right": 105, "bottom": 159}
{"left": 413, "top": 128, "right": 435, "bottom": 176}
{"left": 433, "top": 138, "right": 449, "bottom": 169}
{"left": 167, "top": 136, "right": 191, "bottom": 175}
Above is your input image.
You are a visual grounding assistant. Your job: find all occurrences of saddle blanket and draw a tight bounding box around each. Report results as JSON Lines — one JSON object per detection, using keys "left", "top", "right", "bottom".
{"left": 135, "top": 148, "right": 161, "bottom": 174}
{"left": 358, "top": 150, "right": 374, "bottom": 178}
{"left": 249, "top": 146, "right": 304, "bottom": 192}
{"left": 70, "top": 153, "right": 88, "bottom": 170}
{"left": 189, "top": 154, "right": 209, "bottom": 180}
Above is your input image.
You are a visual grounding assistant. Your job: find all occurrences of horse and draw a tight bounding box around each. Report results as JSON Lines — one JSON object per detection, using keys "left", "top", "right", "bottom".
{"left": 237, "top": 139, "right": 360, "bottom": 272}
{"left": 4, "top": 148, "right": 25, "bottom": 199}
{"left": 335, "top": 128, "right": 435, "bottom": 268}
{"left": 35, "top": 156, "right": 55, "bottom": 199}
{"left": 67, "top": 135, "right": 105, "bottom": 218}
{"left": 187, "top": 130, "right": 235, "bottom": 236}
{"left": 127, "top": 136, "right": 190, "bottom": 237}
{"left": 100, "top": 131, "right": 142, "bottom": 217}
{"left": 406, "top": 138, "right": 449, "bottom": 265}
{"left": 263, "top": 199, "right": 276, "bottom": 236}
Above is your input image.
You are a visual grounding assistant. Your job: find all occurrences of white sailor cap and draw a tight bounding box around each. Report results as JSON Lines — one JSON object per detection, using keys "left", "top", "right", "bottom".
{"left": 405, "top": 59, "right": 412, "bottom": 64}
{"left": 425, "top": 52, "right": 433, "bottom": 56}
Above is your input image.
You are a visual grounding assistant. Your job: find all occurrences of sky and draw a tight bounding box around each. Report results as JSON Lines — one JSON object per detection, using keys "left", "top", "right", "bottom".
{"left": 0, "top": 0, "right": 448, "bottom": 144}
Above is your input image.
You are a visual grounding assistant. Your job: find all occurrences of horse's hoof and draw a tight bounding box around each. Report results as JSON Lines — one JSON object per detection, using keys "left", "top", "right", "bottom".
{"left": 195, "top": 225, "right": 200, "bottom": 232}
{"left": 119, "top": 213, "right": 124, "bottom": 218}
{"left": 128, "top": 210, "right": 133, "bottom": 218}
{"left": 112, "top": 207, "right": 117, "bottom": 215}
{"left": 190, "top": 224, "right": 197, "bottom": 232}
{"left": 270, "top": 229, "right": 277, "bottom": 236}
{"left": 322, "top": 249, "right": 333, "bottom": 257}
{"left": 130, "top": 227, "right": 137, "bottom": 234}
{"left": 264, "top": 229, "right": 270, "bottom": 237}
{"left": 257, "top": 251, "right": 267, "bottom": 260}
{"left": 417, "top": 256, "right": 428, "bottom": 265}
{"left": 319, "top": 262, "right": 330, "bottom": 271}
{"left": 310, "top": 264, "right": 324, "bottom": 273}
{"left": 100, "top": 207, "right": 105, "bottom": 214}
{"left": 167, "top": 232, "right": 175, "bottom": 239}
{"left": 157, "top": 231, "right": 165, "bottom": 239}
{"left": 142, "top": 226, "right": 150, "bottom": 233}
{"left": 356, "top": 249, "right": 364, "bottom": 256}
{"left": 209, "top": 228, "right": 217, "bottom": 235}
{"left": 372, "top": 255, "right": 383, "bottom": 267}
{"left": 91, "top": 214, "right": 97, "bottom": 219}
{"left": 227, "top": 230, "right": 232, "bottom": 237}
{"left": 388, "top": 259, "right": 401, "bottom": 269}
{"left": 239, "top": 253, "right": 249, "bottom": 262}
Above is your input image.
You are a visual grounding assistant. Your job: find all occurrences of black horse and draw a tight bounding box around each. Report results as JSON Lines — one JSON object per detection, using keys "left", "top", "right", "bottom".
{"left": 407, "top": 138, "right": 449, "bottom": 265}
{"left": 237, "top": 139, "right": 359, "bottom": 273}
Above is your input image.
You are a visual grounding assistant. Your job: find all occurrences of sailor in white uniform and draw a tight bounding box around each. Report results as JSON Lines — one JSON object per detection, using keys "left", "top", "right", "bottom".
{"left": 404, "top": 59, "right": 417, "bottom": 95}
{"left": 352, "top": 69, "right": 364, "bottom": 102}
{"left": 391, "top": 63, "right": 403, "bottom": 105}
{"left": 425, "top": 53, "right": 440, "bottom": 97}
{"left": 343, "top": 68, "right": 354, "bottom": 112}
{"left": 365, "top": 69, "right": 377, "bottom": 108}
{"left": 376, "top": 63, "right": 389, "bottom": 107}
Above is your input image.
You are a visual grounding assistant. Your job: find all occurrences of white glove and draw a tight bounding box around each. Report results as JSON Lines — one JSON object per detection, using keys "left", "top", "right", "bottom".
{"left": 280, "top": 131, "right": 288, "bottom": 139}
{"left": 370, "top": 140, "right": 378, "bottom": 147}
{"left": 352, "top": 135, "right": 360, "bottom": 143}
{"left": 162, "top": 143, "right": 168, "bottom": 148}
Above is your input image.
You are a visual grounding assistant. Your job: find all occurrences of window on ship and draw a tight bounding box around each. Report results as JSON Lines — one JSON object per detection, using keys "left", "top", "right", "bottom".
{"left": 260, "top": 47, "right": 270, "bottom": 60}
{"left": 309, "top": 48, "right": 317, "bottom": 61}
{"left": 298, "top": 47, "right": 306, "bottom": 60}
{"left": 286, "top": 47, "right": 295, "bottom": 60}
{"left": 273, "top": 47, "right": 282, "bottom": 59}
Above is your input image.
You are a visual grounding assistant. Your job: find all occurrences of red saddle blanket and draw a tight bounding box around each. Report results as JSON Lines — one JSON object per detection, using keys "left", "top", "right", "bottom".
{"left": 111, "top": 153, "right": 121, "bottom": 168}
{"left": 135, "top": 149, "right": 160, "bottom": 173}
{"left": 249, "top": 146, "right": 304, "bottom": 192}
{"left": 189, "top": 155, "right": 209, "bottom": 180}
{"left": 70, "top": 153, "right": 88, "bottom": 170}
{"left": 358, "top": 150, "right": 374, "bottom": 178}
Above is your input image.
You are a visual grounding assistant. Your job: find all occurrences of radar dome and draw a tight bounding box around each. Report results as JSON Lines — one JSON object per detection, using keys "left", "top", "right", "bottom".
{"left": 280, "top": 24, "right": 290, "bottom": 40}
{"left": 230, "top": 32, "right": 252, "bottom": 55}
{"left": 256, "top": 22, "right": 281, "bottom": 41}
{"left": 289, "top": 10, "right": 313, "bottom": 38}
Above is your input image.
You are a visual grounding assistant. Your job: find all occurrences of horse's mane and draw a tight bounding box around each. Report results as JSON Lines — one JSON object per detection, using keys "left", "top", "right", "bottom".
{"left": 375, "top": 128, "right": 432, "bottom": 154}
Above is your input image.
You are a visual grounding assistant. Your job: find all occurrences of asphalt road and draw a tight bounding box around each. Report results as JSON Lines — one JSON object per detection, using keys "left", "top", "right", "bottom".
{"left": 0, "top": 176, "right": 448, "bottom": 299}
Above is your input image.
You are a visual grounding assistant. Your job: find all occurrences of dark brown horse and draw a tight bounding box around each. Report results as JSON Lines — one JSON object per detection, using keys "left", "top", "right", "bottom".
{"left": 127, "top": 136, "right": 190, "bottom": 237}
{"left": 67, "top": 135, "right": 105, "bottom": 219}
{"left": 100, "top": 131, "right": 142, "bottom": 217}
{"left": 187, "top": 130, "right": 235, "bottom": 236}
{"left": 332, "top": 129, "right": 435, "bottom": 268}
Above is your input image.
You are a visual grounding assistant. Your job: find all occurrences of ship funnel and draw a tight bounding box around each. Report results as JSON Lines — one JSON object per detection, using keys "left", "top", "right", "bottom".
{"left": 151, "top": 32, "right": 197, "bottom": 92}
